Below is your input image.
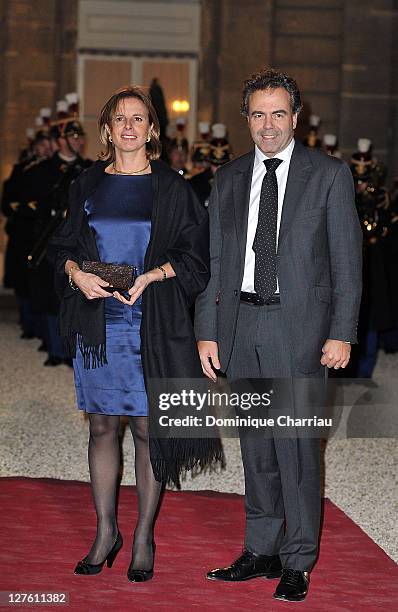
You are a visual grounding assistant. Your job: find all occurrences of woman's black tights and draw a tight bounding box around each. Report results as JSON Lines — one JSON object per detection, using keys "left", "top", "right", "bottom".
{"left": 128, "top": 416, "right": 162, "bottom": 570}
{"left": 84, "top": 414, "right": 161, "bottom": 570}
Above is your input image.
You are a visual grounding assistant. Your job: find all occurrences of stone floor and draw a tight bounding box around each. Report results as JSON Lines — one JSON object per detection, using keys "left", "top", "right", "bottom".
{"left": 1, "top": 311, "right": 397, "bottom": 562}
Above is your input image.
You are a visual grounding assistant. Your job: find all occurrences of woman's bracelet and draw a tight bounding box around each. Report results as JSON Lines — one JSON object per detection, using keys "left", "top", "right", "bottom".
{"left": 69, "top": 266, "right": 80, "bottom": 291}
{"left": 157, "top": 265, "right": 167, "bottom": 282}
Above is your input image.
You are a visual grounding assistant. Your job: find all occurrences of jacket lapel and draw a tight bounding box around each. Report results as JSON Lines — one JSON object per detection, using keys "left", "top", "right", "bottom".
{"left": 277, "top": 140, "right": 312, "bottom": 251}
{"left": 233, "top": 151, "right": 255, "bottom": 261}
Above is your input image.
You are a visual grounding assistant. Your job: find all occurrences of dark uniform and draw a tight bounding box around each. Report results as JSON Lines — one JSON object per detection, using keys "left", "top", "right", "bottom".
{"left": 190, "top": 121, "right": 211, "bottom": 175}
{"left": 1, "top": 150, "right": 50, "bottom": 337}
{"left": 27, "top": 120, "right": 92, "bottom": 364}
{"left": 349, "top": 140, "right": 394, "bottom": 377}
{"left": 189, "top": 167, "right": 214, "bottom": 207}
{"left": 189, "top": 124, "right": 232, "bottom": 207}
{"left": 2, "top": 157, "right": 35, "bottom": 291}
{"left": 167, "top": 138, "right": 189, "bottom": 176}
{"left": 303, "top": 114, "right": 321, "bottom": 149}
{"left": 378, "top": 177, "right": 398, "bottom": 353}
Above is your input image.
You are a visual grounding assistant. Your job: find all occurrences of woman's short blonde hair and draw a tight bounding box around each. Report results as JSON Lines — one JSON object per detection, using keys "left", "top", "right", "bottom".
{"left": 98, "top": 85, "right": 161, "bottom": 161}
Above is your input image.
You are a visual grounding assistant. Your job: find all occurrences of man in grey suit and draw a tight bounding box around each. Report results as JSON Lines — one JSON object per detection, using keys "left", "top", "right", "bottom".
{"left": 195, "top": 69, "right": 362, "bottom": 602}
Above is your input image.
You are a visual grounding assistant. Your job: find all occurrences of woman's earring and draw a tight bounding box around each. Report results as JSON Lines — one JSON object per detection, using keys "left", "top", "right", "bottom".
{"left": 108, "top": 134, "right": 113, "bottom": 143}
{"left": 146, "top": 133, "right": 151, "bottom": 143}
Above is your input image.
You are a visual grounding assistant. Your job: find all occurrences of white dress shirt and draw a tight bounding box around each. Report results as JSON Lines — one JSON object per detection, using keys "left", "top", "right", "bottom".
{"left": 241, "top": 138, "right": 295, "bottom": 293}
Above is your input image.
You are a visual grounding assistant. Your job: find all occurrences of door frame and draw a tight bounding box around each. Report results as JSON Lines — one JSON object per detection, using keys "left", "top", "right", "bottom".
{"left": 77, "top": 53, "right": 198, "bottom": 145}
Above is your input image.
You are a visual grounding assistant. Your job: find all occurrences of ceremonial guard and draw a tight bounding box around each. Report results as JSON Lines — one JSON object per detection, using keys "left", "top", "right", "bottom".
{"left": 55, "top": 99, "right": 69, "bottom": 121}
{"left": 174, "top": 117, "right": 189, "bottom": 152}
{"left": 167, "top": 118, "right": 190, "bottom": 176}
{"left": 210, "top": 123, "right": 231, "bottom": 160}
{"left": 19, "top": 127, "right": 36, "bottom": 165}
{"left": 39, "top": 107, "right": 52, "bottom": 130}
{"left": 380, "top": 179, "right": 398, "bottom": 352}
{"left": 1, "top": 124, "right": 51, "bottom": 337}
{"left": 189, "top": 123, "right": 232, "bottom": 207}
{"left": 323, "top": 134, "right": 341, "bottom": 158}
{"left": 27, "top": 117, "right": 92, "bottom": 365}
{"left": 65, "top": 92, "right": 79, "bottom": 117}
{"left": 349, "top": 138, "right": 394, "bottom": 377}
{"left": 303, "top": 114, "right": 321, "bottom": 149}
{"left": 190, "top": 121, "right": 211, "bottom": 175}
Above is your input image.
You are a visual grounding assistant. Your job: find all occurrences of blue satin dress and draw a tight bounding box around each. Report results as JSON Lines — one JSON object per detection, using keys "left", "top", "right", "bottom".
{"left": 73, "top": 174, "right": 152, "bottom": 416}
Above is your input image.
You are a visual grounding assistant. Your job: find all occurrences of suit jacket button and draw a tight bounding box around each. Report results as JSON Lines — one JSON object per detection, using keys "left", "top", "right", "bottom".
{"left": 234, "top": 290, "right": 238, "bottom": 296}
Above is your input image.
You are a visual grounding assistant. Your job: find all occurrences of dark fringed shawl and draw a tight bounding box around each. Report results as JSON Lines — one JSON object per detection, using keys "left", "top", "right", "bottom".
{"left": 149, "top": 436, "right": 223, "bottom": 489}
{"left": 48, "top": 159, "right": 223, "bottom": 487}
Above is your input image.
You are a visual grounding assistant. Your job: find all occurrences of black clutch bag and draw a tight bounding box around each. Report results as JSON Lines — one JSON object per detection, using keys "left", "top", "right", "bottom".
{"left": 82, "top": 261, "right": 137, "bottom": 292}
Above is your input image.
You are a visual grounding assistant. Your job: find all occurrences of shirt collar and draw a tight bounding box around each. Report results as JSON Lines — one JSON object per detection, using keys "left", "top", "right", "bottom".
{"left": 254, "top": 137, "right": 295, "bottom": 168}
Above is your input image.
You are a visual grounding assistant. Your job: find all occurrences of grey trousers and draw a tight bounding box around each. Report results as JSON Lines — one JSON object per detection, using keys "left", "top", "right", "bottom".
{"left": 226, "top": 301, "right": 323, "bottom": 572}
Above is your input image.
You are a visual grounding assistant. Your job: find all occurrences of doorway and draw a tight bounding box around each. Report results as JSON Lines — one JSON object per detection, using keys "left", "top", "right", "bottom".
{"left": 78, "top": 54, "right": 197, "bottom": 160}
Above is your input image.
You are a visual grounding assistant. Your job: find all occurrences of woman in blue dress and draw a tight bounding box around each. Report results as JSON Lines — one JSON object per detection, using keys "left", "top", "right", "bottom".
{"left": 50, "top": 86, "right": 221, "bottom": 582}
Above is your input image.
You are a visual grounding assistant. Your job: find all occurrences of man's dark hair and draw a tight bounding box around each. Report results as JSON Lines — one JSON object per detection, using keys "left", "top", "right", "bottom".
{"left": 241, "top": 68, "right": 302, "bottom": 117}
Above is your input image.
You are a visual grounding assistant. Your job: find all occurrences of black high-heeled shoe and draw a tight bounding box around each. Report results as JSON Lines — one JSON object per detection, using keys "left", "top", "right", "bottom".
{"left": 74, "top": 531, "right": 123, "bottom": 575}
{"left": 127, "top": 542, "right": 155, "bottom": 582}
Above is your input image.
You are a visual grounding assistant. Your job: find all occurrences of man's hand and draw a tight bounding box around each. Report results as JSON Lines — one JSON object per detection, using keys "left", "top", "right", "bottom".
{"left": 197, "top": 341, "right": 220, "bottom": 382}
{"left": 321, "top": 339, "right": 351, "bottom": 369}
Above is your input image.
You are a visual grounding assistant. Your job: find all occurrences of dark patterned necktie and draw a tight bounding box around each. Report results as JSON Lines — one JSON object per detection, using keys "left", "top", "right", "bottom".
{"left": 253, "top": 157, "right": 283, "bottom": 300}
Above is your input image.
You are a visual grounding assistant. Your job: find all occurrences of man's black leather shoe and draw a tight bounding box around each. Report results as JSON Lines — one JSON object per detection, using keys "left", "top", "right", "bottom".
{"left": 273, "top": 569, "right": 309, "bottom": 602}
{"left": 207, "top": 549, "right": 282, "bottom": 582}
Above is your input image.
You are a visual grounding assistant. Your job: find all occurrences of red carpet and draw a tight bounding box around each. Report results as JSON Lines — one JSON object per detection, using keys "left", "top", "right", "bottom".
{"left": 0, "top": 478, "right": 397, "bottom": 611}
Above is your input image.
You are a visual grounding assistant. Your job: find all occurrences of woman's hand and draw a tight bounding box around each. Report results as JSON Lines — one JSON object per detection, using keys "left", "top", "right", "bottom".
{"left": 72, "top": 270, "right": 112, "bottom": 300}
{"left": 113, "top": 270, "right": 161, "bottom": 306}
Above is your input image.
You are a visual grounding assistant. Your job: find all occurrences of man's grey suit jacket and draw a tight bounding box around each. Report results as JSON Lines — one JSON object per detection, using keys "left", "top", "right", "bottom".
{"left": 194, "top": 139, "right": 363, "bottom": 374}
